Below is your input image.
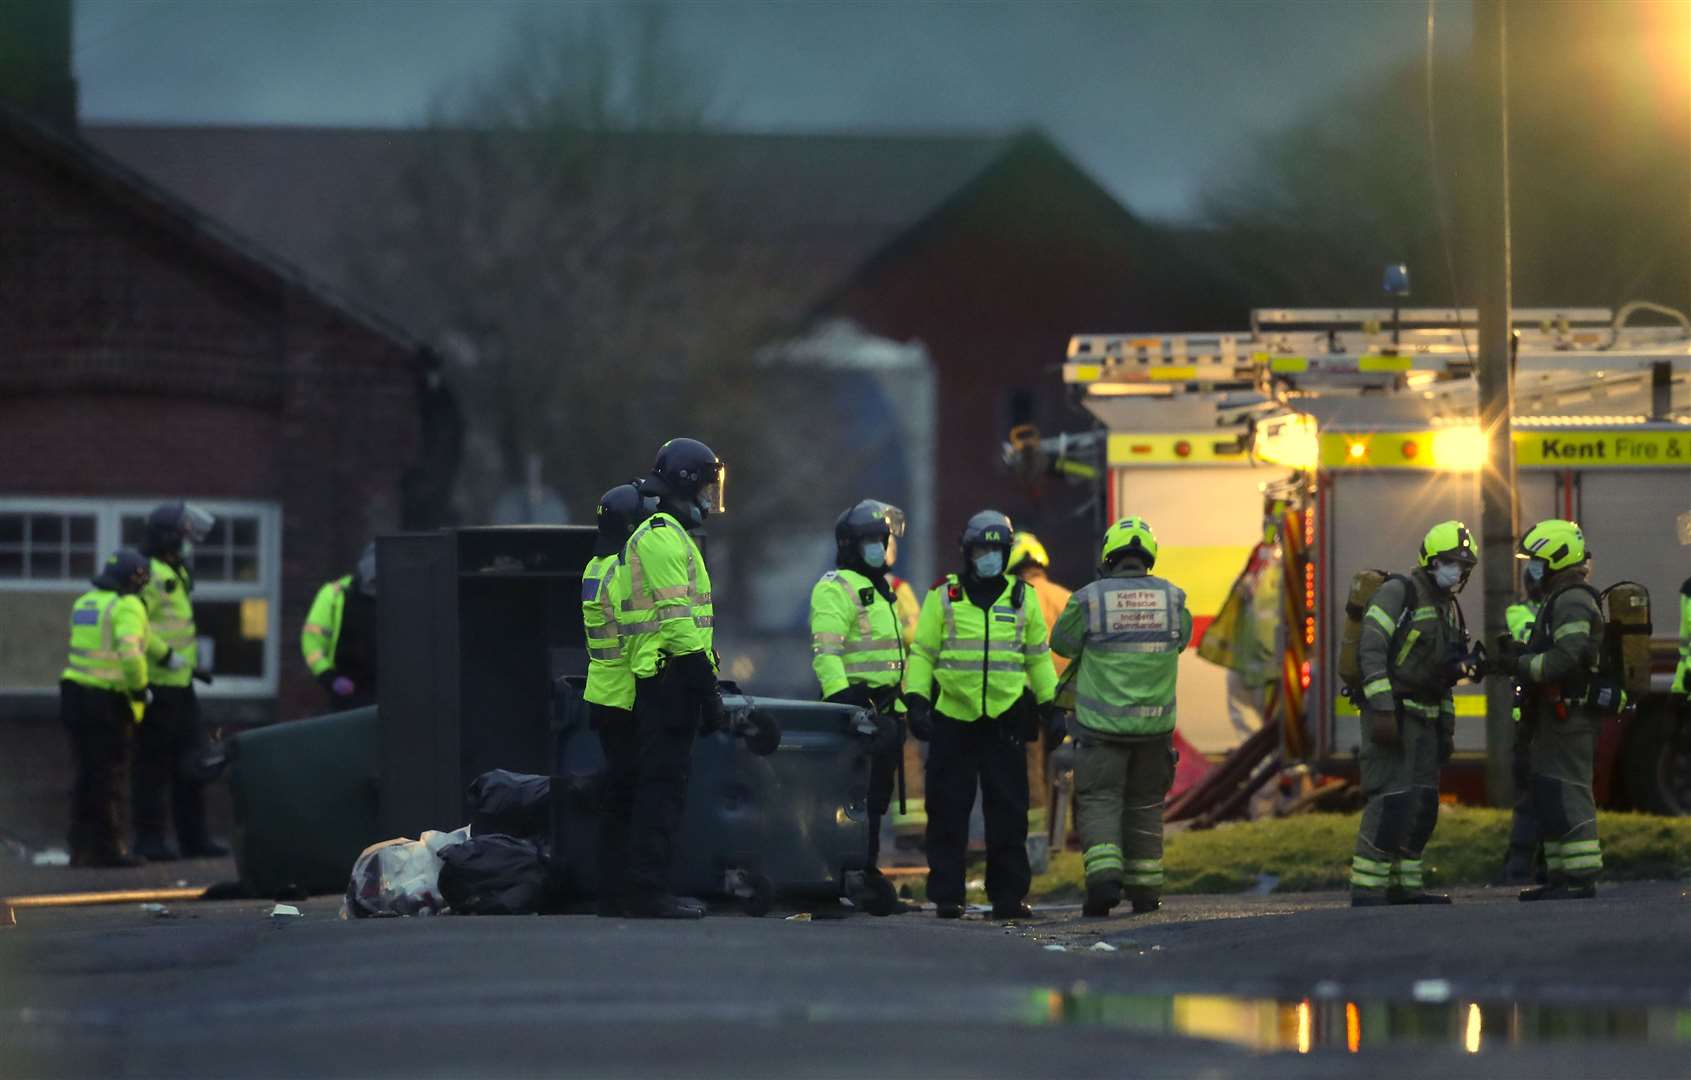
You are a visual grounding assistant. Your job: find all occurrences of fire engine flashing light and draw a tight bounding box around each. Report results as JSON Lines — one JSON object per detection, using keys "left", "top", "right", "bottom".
{"left": 1346, "top": 439, "right": 1368, "bottom": 462}
{"left": 1430, "top": 425, "right": 1487, "bottom": 470}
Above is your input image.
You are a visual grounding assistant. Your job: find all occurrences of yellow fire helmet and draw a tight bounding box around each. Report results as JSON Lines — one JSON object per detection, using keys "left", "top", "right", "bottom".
{"left": 1418, "top": 520, "right": 1478, "bottom": 568}
{"left": 1007, "top": 531, "right": 1051, "bottom": 573}
{"left": 1100, "top": 516, "right": 1158, "bottom": 570}
{"left": 1517, "top": 519, "right": 1587, "bottom": 571}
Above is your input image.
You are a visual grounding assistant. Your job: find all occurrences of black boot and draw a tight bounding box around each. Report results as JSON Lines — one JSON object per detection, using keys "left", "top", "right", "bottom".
{"left": 991, "top": 901, "right": 1035, "bottom": 921}
{"left": 1350, "top": 889, "right": 1390, "bottom": 908}
{"left": 133, "top": 836, "right": 179, "bottom": 862}
{"left": 180, "top": 838, "right": 229, "bottom": 859}
{"left": 1520, "top": 879, "right": 1596, "bottom": 902}
{"left": 1082, "top": 881, "right": 1121, "bottom": 918}
{"left": 1125, "top": 886, "right": 1161, "bottom": 914}
{"left": 1388, "top": 887, "right": 1452, "bottom": 905}
{"left": 624, "top": 893, "right": 707, "bottom": 919}
{"left": 862, "top": 872, "right": 912, "bottom": 916}
{"left": 935, "top": 903, "right": 965, "bottom": 919}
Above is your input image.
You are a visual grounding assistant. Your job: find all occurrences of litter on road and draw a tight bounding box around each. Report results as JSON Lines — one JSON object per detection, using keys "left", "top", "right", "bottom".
{"left": 270, "top": 903, "right": 303, "bottom": 918}
{"left": 1412, "top": 978, "right": 1453, "bottom": 1003}
{"left": 1089, "top": 941, "right": 1118, "bottom": 952}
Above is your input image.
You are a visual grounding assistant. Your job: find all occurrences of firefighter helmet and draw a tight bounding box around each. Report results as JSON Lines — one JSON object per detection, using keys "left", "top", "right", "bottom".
{"left": 1007, "top": 531, "right": 1050, "bottom": 573}
{"left": 92, "top": 549, "right": 152, "bottom": 594}
{"left": 1418, "top": 520, "right": 1478, "bottom": 568}
{"left": 1517, "top": 519, "right": 1587, "bottom": 571}
{"left": 1100, "top": 516, "right": 1158, "bottom": 570}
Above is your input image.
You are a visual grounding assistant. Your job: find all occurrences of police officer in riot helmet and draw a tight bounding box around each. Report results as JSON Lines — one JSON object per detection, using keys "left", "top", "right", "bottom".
{"left": 134, "top": 502, "right": 224, "bottom": 861}
{"left": 614, "top": 438, "right": 725, "bottom": 918}
{"left": 810, "top": 499, "right": 913, "bottom": 915}
{"left": 904, "top": 510, "right": 1059, "bottom": 920}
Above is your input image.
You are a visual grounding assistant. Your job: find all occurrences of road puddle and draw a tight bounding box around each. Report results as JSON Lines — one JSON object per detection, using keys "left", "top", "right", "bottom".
{"left": 1019, "top": 989, "right": 1691, "bottom": 1053}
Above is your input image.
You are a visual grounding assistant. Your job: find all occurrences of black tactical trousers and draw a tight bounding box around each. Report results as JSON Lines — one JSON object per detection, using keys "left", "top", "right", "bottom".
{"left": 593, "top": 704, "right": 638, "bottom": 902}
{"left": 925, "top": 713, "right": 1030, "bottom": 908}
{"left": 133, "top": 684, "right": 210, "bottom": 850}
{"left": 862, "top": 685, "right": 902, "bottom": 871}
{"left": 625, "top": 672, "right": 697, "bottom": 902}
{"left": 61, "top": 680, "right": 134, "bottom": 860}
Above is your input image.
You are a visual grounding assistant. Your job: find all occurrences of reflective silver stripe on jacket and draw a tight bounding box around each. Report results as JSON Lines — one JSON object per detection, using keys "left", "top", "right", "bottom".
{"left": 621, "top": 519, "right": 711, "bottom": 617}
{"left": 1075, "top": 692, "right": 1175, "bottom": 719}
{"left": 938, "top": 584, "right": 1031, "bottom": 658}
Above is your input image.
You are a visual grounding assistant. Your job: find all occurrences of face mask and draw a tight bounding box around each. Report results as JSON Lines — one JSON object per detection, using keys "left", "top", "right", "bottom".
{"left": 860, "top": 541, "right": 887, "bottom": 568}
{"left": 972, "top": 551, "right": 1005, "bottom": 578}
{"left": 1432, "top": 562, "right": 1464, "bottom": 591}
{"left": 1523, "top": 560, "right": 1547, "bottom": 585}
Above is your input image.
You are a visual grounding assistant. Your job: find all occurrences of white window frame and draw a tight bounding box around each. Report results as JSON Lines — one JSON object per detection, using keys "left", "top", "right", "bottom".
{"left": 0, "top": 496, "right": 282, "bottom": 697}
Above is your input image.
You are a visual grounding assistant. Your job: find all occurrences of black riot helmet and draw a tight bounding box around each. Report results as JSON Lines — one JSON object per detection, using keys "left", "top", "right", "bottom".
{"left": 92, "top": 549, "right": 152, "bottom": 595}
{"left": 641, "top": 438, "right": 724, "bottom": 528}
{"left": 835, "top": 500, "right": 906, "bottom": 554}
{"left": 959, "top": 510, "right": 1014, "bottom": 580}
{"left": 143, "top": 502, "right": 215, "bottom": 560}
{"left": 595, "top": 481, "right": 650, "bottom": 556}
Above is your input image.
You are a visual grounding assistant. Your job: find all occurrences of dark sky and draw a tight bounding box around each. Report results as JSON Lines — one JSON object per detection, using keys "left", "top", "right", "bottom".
{"left": 72, "top": 0, "right": 1472, "bottom": 222}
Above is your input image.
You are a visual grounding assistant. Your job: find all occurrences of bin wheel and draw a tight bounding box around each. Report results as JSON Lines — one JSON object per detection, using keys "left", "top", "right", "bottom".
{"left": 1623, "top": 701, "right": 1691, "bottom": 816}
{"left": 741, "top": 874, "right": 774, "bottom": 917}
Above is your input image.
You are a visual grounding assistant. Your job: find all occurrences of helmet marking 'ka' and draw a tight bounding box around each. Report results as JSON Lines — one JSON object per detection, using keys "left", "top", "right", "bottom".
{"left": 959, "top": 510, "right": 1013, "bottom": 553}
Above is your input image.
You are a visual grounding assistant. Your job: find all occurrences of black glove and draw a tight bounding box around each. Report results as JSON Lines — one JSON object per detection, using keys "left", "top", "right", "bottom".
{"left": 698, "top": 688, "right": 728, "bottom": 735}
{"left": 903, "top": 693, "right": 934, "bottom": 742}
{"left": 129, "top": 688, "right": 154, "bottom": 707}
{"left": 665, "top": 651, "right": 724, "bottom": 734}
{"left": 1492, "top": 634, "right": 1523, "bottom": 678}
{"left": 1014, "top": 692, "right": 1040, "bottom": 744}
{"left": 825, "top": 686, "right": 875, "bottom": 709}
{"left": 1040, "top": 703, "right": 1067, "bottom": 749}
{"left": 1437, "top": 717, "right": 1455, "bottom": 765}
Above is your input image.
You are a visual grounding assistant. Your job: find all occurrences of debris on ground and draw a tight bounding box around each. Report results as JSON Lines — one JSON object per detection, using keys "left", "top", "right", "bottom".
{"left": 270, "top": 903, "right": 303, "bottom": 918}
{"left": 785, "top": 913, "right": 812, "bottom": 922}
{"left": 31, "top": 849, "right": 70, "bottom": 867}
{"left": 139, "top": 903, "right": 171, "bottom": 917}
{"left": 1043, "top": 944, "right": 1067, "bottom": 952}
{"left": 341, "top": 826, "right": 469, "bottom": 919}
{"left": 1089, "top": 941, "right": 1118, "bottom": 952}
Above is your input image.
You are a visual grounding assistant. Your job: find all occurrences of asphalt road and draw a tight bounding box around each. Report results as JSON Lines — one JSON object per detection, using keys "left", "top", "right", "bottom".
{"left": 2, "top": 882, "right": 1688, "bottom": 1079}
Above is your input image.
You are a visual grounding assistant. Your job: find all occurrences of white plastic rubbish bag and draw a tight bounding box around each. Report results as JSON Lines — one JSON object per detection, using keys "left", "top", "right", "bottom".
{"left": 340, "top": 826, "right": 471, "bottom": 918}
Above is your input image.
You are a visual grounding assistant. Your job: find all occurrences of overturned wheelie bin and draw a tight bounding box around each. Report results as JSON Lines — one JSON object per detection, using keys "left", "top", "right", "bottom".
{"left": 552, "top": 682, "right": 877, "bottom": 916}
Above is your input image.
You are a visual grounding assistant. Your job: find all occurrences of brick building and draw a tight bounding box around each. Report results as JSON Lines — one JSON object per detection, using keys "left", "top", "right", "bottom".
{"left": 0, "top": 103, "right": 448, "bottom": 726}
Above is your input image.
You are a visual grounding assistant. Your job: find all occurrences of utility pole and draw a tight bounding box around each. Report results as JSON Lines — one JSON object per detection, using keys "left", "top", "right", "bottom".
{"left": 1473, "top": 0, "right": 1517, "bottom": 806}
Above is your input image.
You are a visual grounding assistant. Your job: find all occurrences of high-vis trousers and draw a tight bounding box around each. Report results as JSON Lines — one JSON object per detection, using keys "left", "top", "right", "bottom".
{"left": 1075, "top": 730, "right": 1175, "bottom": 895}
{"left": 1351, "top": 713, "right": 1441, "bottom": 896}
{"left": 1528, "top": 711, "right": 1603, "bottom": 883}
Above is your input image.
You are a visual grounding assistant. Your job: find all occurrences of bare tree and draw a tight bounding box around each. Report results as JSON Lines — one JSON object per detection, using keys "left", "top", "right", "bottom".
{"left": 339, "top": 4, "right": 830, "bottom": 541}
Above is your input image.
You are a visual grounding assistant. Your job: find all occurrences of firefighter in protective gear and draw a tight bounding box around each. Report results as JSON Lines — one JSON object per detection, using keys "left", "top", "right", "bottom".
{"left": 904, "top": 510, "right": 1058, "bottom": 920}
{"left": 1008, "top": 531, "right": 1073, "bottom": 678}
{"left": 607, "top": 438, "right": 724, "bottom": 920}
{"left": 1499, "top": 597, "right": 1544, "bottom": 885}
{"left": 1051, "top": 517, "right": 1191, "bottom": 917}
{"left": 62, "top": 550, "right": 154, "bottom": 867}
{"left": 1674, "top": 575, "right": 1690, "bottom": 699}
{"left": 134, "top": 502, "right": 223, "bottom": 861}
{"left": 1349, "top": 520, "right": 1477, "bottom": 907}
{"left": 1494, "top": 520, "right": 1605, "bottom": 901}
{"left": 811, "top": 499, "right": 912, "bottom": 916}
{"left": 301, "top": 543, "right": 378, "bottom": 711}
{"left": 582, "top": 482, "right": 668, "bottom": 917}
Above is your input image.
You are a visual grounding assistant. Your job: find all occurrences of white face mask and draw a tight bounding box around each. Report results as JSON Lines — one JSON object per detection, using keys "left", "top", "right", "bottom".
{"left": 972, "top": 551, "right": 1005, "bottom": 578}
{"left": 1432, "top": 561, "right": 1465, "bottom": 591}
{"left": 860, "top": 541, "right": 887, "bottom": 568}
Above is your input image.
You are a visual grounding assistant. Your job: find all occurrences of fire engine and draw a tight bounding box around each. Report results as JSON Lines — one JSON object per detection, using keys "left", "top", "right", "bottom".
{"left": 1018, "top": 305, "right": 1691, "bottom": 815}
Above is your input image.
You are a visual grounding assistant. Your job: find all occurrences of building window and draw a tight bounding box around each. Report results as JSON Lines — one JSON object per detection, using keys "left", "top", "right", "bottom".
{"left": 0, "top": 498, "right": 281, "bottom": 697}
{"left": 0, "top": 510, "right": 99, "bottom": 581}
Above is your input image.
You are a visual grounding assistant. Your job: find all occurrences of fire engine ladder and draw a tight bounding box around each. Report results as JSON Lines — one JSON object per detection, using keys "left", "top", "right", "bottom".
{"left": 1066, "top": 304, "right": 1691, "bottom": 402}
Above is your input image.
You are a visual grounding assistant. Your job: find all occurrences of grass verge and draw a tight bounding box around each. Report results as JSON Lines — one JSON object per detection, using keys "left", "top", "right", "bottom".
{"left": 1022, "top": 807, "right": 1691, "bottom": 900}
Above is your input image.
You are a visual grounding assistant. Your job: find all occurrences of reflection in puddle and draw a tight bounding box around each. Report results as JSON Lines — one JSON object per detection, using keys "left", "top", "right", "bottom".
{"left": 1024, "top": 989, "right": 1691, "bottom": 1053}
